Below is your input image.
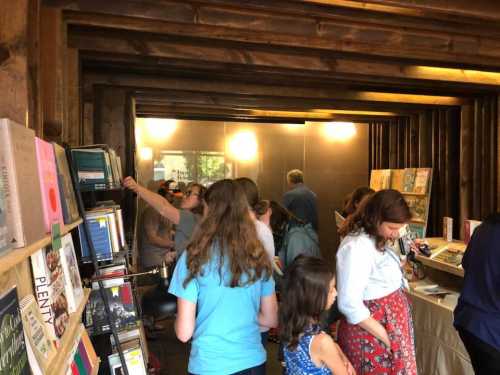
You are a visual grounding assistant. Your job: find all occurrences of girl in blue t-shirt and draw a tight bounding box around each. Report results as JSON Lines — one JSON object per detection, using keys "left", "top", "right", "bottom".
{"left": 280, "top": 256, "right": 355, "bottom": 375}
{"left": 168, "top": 179, "right": 278, "bottom": 375}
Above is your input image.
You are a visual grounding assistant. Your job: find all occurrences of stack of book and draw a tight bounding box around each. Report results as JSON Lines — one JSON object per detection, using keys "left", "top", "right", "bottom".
{"left": 109, "top": 325, "right": 148, "bottom": 375}
{"left": 0, "top": 119, "right": 80, "bottom": 252}
{"left": 71, "top": 145, "right": 123, "bottom": 191}
{"left": 85, "top": 264, "right": 138, "bottom": 336}
{"left": 78, "top": 205, "right": 126, "bottom": 263}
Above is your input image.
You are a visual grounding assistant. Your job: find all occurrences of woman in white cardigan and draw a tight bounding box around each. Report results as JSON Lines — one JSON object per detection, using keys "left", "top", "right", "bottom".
{"left": 336, "top": 189, "right": 416, "bottom": 375}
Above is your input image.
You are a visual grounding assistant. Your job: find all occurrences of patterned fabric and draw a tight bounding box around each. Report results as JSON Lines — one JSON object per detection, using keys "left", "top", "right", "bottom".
{"left": 283, "top": 326, "right": 332, "bottom": 375}
{"left": 337, "top": 288, "right": 417, "bottom": 375}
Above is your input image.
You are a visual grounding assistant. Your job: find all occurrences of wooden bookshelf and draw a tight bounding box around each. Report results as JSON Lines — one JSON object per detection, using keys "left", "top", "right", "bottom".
{"left": 45, "top": 288, "right": 91, "bottom": 375}
{"left": 0, "top": 218, "right": 82, "bottom": 274}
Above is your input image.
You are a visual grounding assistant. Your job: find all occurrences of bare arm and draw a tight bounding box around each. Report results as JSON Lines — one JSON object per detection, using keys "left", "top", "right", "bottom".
{"left": 123, "top": 177, "right": 180, "bottom": 224}
{"left": 258, "top": 293, "right": 278, "bottom": 328}
{"left": 358, "top": 316, "right": 391, "bottom": 347}
{"left": 143, "top": 209, "right": 174, "bottom": 248}
{"left": 312, "top": 333, "right": 355, "bottom": 375}
{"left": 174, "top": 297, "right": 196, "bottom": 343}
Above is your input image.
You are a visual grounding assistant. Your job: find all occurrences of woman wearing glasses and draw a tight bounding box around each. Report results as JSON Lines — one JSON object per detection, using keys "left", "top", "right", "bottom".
{"left": 123, "top": 177, "right": 206, "bottom": 256}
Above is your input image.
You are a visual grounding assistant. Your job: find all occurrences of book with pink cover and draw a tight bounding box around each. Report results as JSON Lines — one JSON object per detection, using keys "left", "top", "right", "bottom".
{"left": 35, "top": 138, "right": 64, "bottom": 233}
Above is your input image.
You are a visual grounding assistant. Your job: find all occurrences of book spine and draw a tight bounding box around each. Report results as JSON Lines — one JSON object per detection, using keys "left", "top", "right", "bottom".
{"left": 59, "top": 246, "right": 77, "bottom": 313}
{"left": 0, "top": 123, "right": 25, "bottom": 248}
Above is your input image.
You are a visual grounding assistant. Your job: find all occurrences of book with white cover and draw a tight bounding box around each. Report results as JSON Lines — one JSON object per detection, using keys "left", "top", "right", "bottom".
{"left": 20, "top": 294, "right": 57, "bottom": 374}
{"left": 59, "top": 233, "right": 84, "bottom": 313}
{"left": 0, "top": 118, "right": 45, "bottom": 248}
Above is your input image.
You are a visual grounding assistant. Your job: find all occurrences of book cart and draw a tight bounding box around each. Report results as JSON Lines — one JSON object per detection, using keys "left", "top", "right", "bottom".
{"left": 370, "top": 169, "right": 474, "bottom": 374}
{"left": 0, "top": 118, "right": 99, "bottom": 375}
{"left": 68, "top": 144, "right": 150, "bottom": 375}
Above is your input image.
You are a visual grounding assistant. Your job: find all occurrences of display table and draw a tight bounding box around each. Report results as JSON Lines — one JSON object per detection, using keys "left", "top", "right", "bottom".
{"left": 407, "top": 290, "right": 473, "bottom": 375}
{"left": 407, "top": 237, "right": 474, "bottom": 375}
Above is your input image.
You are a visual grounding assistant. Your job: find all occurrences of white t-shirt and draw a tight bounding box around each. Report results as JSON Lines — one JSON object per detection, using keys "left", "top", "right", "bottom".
{"left": 336, "top": 231, "right": 403, "bottom": 324}
{"left": 254, "top": 219, "right": 275, "bottom": 333}
{"left": 255, "top": 220, "right": 275, "bottom": 261}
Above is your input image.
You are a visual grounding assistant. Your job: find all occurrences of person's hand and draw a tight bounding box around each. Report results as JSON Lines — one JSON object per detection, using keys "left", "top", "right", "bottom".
{"left": 345, "top": 360, "right": 356, "bottom": 375}
{"left": 123, "top": 176, "right": 139, "bottom": 192}
{"left": 164, "top": 251, "right": 176, "bottom": 264}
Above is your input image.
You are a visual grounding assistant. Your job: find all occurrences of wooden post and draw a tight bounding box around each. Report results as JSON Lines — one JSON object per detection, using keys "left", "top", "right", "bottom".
{"left": 0, "top": 0, "right": 40, "bottom": 298}
{"left": 460, "top": 103, "right": 474, "bottom": 239}
{"left": 0, "top": 0, "right": 41, "bottom": 134}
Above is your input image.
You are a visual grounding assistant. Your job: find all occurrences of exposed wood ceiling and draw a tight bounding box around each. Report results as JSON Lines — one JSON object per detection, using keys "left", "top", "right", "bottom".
{"left": 44, "top": 0, "right": 500, "bottom": 122}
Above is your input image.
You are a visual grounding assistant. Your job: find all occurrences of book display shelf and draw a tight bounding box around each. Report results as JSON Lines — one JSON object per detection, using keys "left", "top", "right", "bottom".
{"left": 68, "top": 144, "right": 148, "bottom": 375}
{"left": 370, "top": 168, "right": 433, "bottom": 238}
{"left": 0, "top": 118, "right": 99, "bottom": 375}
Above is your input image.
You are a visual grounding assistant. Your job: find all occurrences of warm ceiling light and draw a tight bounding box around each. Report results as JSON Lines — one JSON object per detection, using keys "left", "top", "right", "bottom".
{"left": 140, "top": 118, "right": 177, "bottom": 141}
{"left": 227, "top": 130, "right": 258, "bottom": 162}
{"left": 322, "top": 122, "right": 356, "bottom": 142}
{"left": 139, "top": 147, "right": 153, "bottom": 161}
{"left": 284, "top": 123, "right": 306, "bottom": 131}
{"left": 409, "top": 66, "right": 500, "bottom": 85}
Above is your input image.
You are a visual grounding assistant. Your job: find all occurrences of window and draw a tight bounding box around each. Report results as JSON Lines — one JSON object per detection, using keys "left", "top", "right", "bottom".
{"left": 154, "top": 151, "right": 231, "bottom": 186}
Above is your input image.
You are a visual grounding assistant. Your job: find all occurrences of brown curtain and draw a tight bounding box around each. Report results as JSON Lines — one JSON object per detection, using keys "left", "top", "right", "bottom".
{"left": 460, "top": 97, "right": 498, "bottom": 229}
{"left": 369, "top": 109, "right": 461, "bottom": 237}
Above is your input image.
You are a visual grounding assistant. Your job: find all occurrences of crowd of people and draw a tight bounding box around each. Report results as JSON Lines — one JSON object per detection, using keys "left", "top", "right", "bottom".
{"left": 123, "top": 169, "right": 498, "bottom": 375}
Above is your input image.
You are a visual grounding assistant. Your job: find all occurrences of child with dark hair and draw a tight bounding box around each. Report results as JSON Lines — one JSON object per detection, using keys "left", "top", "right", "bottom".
{"left": 280, "top": 256, "right": 355, "bottom": 375}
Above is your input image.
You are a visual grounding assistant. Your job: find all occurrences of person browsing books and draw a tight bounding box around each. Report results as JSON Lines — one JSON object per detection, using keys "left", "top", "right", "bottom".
{"left": 123, "top": 177, "right": 206, "bottom": 255}
{"left": 168, "top": 179, "right": 278, "bottom": 375}
{"left": 336, "top": 189, "right": 417, "bottom": 375}
{"left": 280, "top": 256, "right": 355, "bottom": 375}
{"left": 454, "top": 212, "right": 500, "bottom": 375}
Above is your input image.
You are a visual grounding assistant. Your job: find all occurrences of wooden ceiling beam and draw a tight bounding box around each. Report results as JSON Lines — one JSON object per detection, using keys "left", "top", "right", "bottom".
{"left": 135, "top": 103, "right": 398, "bottom": 123}
{"left": 303, "top": 0, "right": 500, "bottom": 22}
{"left": 132, "top": 91, "right": 423, "bottom": 113}
{"left": 69, "top": 26, "right": 500, "bottom": 91}
{"left": 64, "top": 8, "right": 500, "bottom": 69}
{"left": 80, "top": 52, "right": 499, "bottom": 97}
{"left": 69, "top": 28, "right": 492, "bottom": 94}
{"left": 83, "top": 72, "right": 466, "bottom": 106}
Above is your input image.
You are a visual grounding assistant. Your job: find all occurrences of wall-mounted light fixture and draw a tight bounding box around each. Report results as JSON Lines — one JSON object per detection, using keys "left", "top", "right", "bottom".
{"left": 227, "top": 130, "right": 258, "bottom": 162}
{"left": 322, "top": 122, "right": 357, "bottom": 142}
{"left": 139, "top": 147, "right": 153, "bottom": 161}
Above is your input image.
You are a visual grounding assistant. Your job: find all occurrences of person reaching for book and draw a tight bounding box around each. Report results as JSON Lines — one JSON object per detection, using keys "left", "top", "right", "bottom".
{"left": 123, "top": 177, "right": 206, "bottom": 256}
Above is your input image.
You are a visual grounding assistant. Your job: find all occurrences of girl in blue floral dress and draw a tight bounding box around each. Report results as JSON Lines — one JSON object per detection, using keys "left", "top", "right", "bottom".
{"left": 280, "top": 256, "right": 355, "bottom": 375}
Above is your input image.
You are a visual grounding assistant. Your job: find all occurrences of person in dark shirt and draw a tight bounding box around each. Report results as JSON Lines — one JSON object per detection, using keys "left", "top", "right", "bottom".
{"left": 454, "top": 212, "right": 500, "bottom": 375}
{"left": 282, "top": 169, "right": 318, "bottom": 231}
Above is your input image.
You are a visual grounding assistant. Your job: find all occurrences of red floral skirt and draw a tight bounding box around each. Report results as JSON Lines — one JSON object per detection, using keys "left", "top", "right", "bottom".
{"left": 337, "top": 288, "right": 417, "bottom": 375}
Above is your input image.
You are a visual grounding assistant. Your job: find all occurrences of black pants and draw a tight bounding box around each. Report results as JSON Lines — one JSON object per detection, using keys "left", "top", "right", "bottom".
{"left": 457, "top": 327, "right": 500, "bottom": 375}
{"left": 189, "top": 362, "right": 266, "bottom": 375}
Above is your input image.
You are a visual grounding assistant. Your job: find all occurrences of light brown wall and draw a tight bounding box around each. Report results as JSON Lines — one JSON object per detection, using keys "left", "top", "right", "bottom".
{"left": 136, "top": 119, "right": 369, "bottom": 264}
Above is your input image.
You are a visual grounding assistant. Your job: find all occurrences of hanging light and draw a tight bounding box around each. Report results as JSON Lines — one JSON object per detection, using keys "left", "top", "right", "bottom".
{"left": 322, "top": 122, "right": 356, "bottom": 142}
{"left": 227, "top": 130, "right": 258, "bottom": 162}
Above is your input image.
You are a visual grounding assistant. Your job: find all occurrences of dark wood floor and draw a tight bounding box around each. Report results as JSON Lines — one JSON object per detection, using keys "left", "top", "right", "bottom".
{"left": 147, "top": 319, "right": 283, "bottom": 375}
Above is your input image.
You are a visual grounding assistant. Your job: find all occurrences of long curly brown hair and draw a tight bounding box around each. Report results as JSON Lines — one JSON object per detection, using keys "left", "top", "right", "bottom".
{"left": 183, "top": 179, "right": 272, "bottom": 288}
{"left": 339, "top": 189, "right": 411, "bottom": 250}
